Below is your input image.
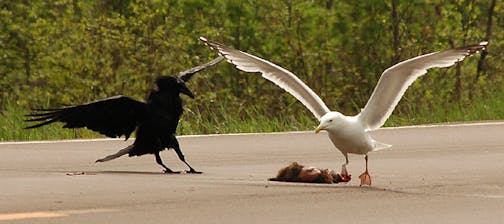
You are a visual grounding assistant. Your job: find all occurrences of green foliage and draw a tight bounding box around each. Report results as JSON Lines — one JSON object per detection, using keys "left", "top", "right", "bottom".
{"left": 0, "top": 101, "right": 101, "bottom": 141}
{"left": 1, "top": 0, "right": 503, "bottom": 141}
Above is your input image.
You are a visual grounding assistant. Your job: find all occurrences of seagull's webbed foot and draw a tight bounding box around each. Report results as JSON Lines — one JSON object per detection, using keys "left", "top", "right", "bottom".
{"left": 340, "top": 174, "right": 352, "bottom": 182}
{"left": 359, "top": 171, "right": 372, "bottom": 186}
{"left": 359, "top": 154, "right": 371, "bottom": 186}
{"left": 340, "top": 165, "right": 352, "bottom": 182}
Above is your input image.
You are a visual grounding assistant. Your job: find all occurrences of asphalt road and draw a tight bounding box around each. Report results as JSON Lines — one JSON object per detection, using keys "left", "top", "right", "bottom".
{"left": 1, "top": 122, "right": 503, "bottom": 224}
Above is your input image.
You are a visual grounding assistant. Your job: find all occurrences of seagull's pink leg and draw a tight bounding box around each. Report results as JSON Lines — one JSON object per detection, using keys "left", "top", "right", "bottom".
{"left": 359, "top": 154, "right": 372, "bottom": 186}
{"left": 340, "top": 153, "right": 351, "bottom": 182}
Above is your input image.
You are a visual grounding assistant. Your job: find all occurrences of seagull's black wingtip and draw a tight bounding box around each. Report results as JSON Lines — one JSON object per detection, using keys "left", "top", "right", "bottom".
{"left": 459, "top": 41, "right": 488, "bottom": 55}
{"left": 479, "top": 41, "right": 489, "bottom": 51}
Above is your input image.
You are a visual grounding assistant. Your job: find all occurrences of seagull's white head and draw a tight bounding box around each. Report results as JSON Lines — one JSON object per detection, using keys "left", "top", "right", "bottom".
{"left": 315, "top": 112, "right": 344, "bottom": 134}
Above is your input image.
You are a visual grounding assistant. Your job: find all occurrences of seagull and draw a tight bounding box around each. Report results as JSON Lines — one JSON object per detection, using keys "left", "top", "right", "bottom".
{"left": 25, "top": 56, "right": 223, "bottom": 173}
{"left": 200, "top": 37, "right": 487, "bottom": 185}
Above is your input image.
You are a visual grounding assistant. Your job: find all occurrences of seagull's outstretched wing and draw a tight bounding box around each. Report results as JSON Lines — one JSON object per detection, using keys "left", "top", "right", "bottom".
{"left": 25, "top": 96, "right": 146, "bottom": 139}
{"left": 200, "top": 37, "right": 330, "bottom": 120}
{"left": 358, "top": 41, "right": 488, "bottom": 131}
{"left": 178, "top": 55, "right": 224, "bottom": 82}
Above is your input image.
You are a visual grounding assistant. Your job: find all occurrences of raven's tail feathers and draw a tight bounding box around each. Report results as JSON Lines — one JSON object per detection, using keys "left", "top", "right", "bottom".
{"left": 95, "top": 145, "right": 135, "bottom": 163}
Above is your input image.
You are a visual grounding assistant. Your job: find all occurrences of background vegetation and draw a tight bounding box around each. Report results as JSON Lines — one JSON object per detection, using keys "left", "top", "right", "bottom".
{"left": 1, "top": 0, "right": 503, "bottom": 141}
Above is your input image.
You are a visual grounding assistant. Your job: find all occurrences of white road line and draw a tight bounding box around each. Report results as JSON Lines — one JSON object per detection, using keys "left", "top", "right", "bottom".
{"left": 1, "top": 121, "right": 503, "bottom": 145}
{"left": 0, "top": 208, "right": 117, "bottom": 221}
{"left": 0, "top": 212, "right": 65, "bottom": 221}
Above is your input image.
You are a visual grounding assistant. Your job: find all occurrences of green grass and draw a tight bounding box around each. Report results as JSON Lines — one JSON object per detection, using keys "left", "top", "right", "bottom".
{"left": 386, "top": 93, "right": 504, "bottom": 127}
{"left": 178, "top": 99, "right": 318, "bottom": 135}
{"left": 0, "top": 102, "right": 101, "bottom": 141}
{"left": 1, "top": 89, "right": 504, "bottom": 141}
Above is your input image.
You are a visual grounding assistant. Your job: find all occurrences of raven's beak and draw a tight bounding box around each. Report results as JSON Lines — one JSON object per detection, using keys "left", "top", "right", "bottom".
{"left": 315, "top": 124, "right": 326, "bottom": 134}
{"left": 179, "top": 83, "right": 195, "bottom": 99}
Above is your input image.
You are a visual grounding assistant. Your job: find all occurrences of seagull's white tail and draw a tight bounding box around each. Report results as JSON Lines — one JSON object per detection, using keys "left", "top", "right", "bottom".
{"left": 372, "top": 140, "right": 392, "bottom": 151}
{"left": 95, "top": 145, "right": 134, "bottom": 163}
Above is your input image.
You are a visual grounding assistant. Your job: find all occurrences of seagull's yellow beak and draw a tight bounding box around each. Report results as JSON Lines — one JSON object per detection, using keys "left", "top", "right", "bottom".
{"left": 315, "top": 124, "right": 326, "bottom": 134}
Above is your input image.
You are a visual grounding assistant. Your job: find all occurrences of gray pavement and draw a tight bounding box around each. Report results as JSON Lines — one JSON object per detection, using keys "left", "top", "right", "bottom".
{"left": 0, "top": 122, "right": 503, "bottom": 223}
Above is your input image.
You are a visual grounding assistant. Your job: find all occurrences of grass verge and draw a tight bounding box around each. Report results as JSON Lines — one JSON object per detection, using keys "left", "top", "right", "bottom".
{"left": 1, "top": 90, "right": 503, "bottom": 141}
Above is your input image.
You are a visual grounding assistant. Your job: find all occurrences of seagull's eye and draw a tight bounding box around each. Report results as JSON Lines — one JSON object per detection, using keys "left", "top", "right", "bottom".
{"left": 329, "top": 119, "right": 333, "bottom": 122}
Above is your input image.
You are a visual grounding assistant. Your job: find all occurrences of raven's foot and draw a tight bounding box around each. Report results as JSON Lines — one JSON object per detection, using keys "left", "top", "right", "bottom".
{"left": 163, "top": 169, "right": 182, "bottom": 174}
{"left": 185, "top": 169, "right": 203, "bottom": 174}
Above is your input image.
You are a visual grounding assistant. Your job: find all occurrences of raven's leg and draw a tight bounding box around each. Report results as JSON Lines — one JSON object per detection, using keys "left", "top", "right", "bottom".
{"left": 155, "top": 152, "right": 180, "bottom": 173}
{"left": 170, "top": 135, "right": 202, "bottom": 174}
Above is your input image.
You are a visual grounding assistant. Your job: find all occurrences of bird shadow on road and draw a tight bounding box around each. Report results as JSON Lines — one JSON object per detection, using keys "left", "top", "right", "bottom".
{"left": 261, "top": 181, "right": 419, "bottom": 195}
{"left": 63, "top": 170, "right": 198, "bottom": 176}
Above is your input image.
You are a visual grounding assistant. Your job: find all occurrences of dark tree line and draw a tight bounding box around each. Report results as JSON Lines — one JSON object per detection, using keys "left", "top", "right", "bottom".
{"left": 1, "top": 0, "right": 503, "bottom": 133}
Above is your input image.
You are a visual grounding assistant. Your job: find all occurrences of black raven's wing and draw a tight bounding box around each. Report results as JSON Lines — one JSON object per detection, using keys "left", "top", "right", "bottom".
{"left": 25, "top": 96, "right": 146, "bottom": 139}
{"left": 177, "top": 55, "right": 224, "bottom": 82}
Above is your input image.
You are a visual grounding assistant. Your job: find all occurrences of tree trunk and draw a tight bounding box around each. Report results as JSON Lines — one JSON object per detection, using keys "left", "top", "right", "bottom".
{"left": 449, "top": 39, "right": 462, "bottom": 102}
{"left": 475, "top": 0, "right": 495, "bottom": 82}
{"left": 391, "top": 0, "right": 401, "bottom": 64}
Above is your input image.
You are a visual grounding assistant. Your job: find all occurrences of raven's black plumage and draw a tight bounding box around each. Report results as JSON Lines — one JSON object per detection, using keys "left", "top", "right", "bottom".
{"left": 25, "top": 56, "right": 223, "bottom": 173}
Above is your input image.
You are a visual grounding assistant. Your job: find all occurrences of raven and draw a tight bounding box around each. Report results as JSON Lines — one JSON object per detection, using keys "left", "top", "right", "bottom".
{"left": 25, "top": 56, "right": 224, "bottom": 173}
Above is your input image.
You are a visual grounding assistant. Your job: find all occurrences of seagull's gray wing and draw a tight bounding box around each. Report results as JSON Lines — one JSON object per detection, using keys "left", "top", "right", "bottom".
{"left": 177, "top": 56, "right": 224, "bottom": 82}
{"left": 358, "top": 41, "right": 488, "bottom": 131}
{"left": 200, "top": 37, "right": 331, "bottom": 120}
